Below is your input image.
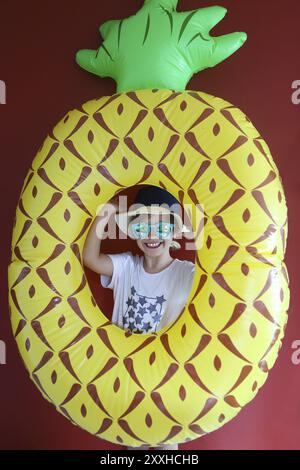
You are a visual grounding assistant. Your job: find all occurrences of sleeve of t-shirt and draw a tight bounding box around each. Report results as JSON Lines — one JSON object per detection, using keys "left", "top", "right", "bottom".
{"left": 100, "top": 251, "right": 133, "bottom": 290}
{"left": 185, "top": 261, "right": 196, "bottom": 291}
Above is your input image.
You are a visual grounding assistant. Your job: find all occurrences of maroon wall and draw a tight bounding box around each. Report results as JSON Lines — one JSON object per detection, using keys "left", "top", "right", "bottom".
{"left": 0, "top": 0, "right": 299, "bottom": 450}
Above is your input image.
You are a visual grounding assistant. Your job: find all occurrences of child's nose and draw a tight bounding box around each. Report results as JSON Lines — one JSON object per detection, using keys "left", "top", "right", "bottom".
{"left": 149, "top": 229, "right": 157, "bottom": 238}
{"left": 148, "top": 226, "right": 158, "bottom": 238}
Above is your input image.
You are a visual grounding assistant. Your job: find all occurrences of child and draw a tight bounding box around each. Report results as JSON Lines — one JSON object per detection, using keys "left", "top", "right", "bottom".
{"left": 83, "top": 186, "right": 195, "bottom": 450}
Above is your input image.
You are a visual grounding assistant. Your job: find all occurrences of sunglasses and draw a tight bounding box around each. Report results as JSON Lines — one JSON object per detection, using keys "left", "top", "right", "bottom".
{"left": 130, "top": 221, "right": 175, "bottom": 239}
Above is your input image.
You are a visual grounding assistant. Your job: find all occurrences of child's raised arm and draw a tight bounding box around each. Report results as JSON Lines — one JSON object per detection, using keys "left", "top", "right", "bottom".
{"left": 82, "top": 199, "right": 118, "bottom": 276}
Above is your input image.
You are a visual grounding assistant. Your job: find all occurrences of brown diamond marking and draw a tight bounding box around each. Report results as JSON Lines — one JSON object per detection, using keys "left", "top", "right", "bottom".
{"left": 218, "top": 334, "right": 251, "bottom": 364}
{"left": 189, "top": 161, "right": 211, "bottom": 188}
{"left": 243, "top": 209, "right": 251, "bottom": 223}
{"left": 215, "top": 245, "right": 239, "bottom": 272}
{"left": 180, "top": 100, "right": 187, "bottom": 111}
{"left": 213, "top": 123, "right": 220, "bottom": 136}
{"left": 249, "top": 323, "right": 257, "bottom": 338}
{"left": 187, "top": 334, "right": 211, "bottom": 362}
{"left": 59, "top": 352, "right": 82, "bottom": 382}
{"left": 158, "top": 163, "right": 183, "bottom": 188}
{"left": 149, "top": 351, "right": 156, "bottom": 365}
{"left": 224, "top": 395, "right": 241, "bottom": 408}
{"left": 117, "top": 104, "right": 123, "bottom": 115}
{"left": 184, "top": 363, "right": 214, "bottom": 394}
{"left": 62, "top": 327, "right": 91, "bottom": 350}
{"left": 81, "top": 404, "right": 87, "bottom": 417}
{"left": 251, "top": 190, "right": 276, "bottom": 223}
{"left": 86, "top": 345, "right": 94, "bottom": 359}
{"left": 97, "top": 165, "right": 125, "bottom": 187}
{"left": 90, "top": 357, "right": 118, "bottom": 383}
{"left": 185, "top": 132, "right": 210, "bottom": 159}
{"left": 192, "top": 397, "right": 218, "bottom": 423}
{"left": 153, "top": 363, "right": 179, "bottom": 391}
{"left": 123, "top": 358, "right": 146, "bottom": 391}
{"left": 145, "top": 413, "right": 152, "bottom": 428}
{"left": 209, "top": 178, "right": 216, "bottom": 193}
{"left": 151, "top": 392, "right": 181, "bottom": 424}
{"left": 31, "top": 320, "right": 54, "bottom": 350}
{"left": 93, "top": 112, "right": 119, "bottom": 138}
{"left": 218, "top": 135, "right": 248, "bottom": 159}
{"left": 179, "top": 385, "right": 186, "bottom": 401}
{"left": 158, "top": 135, "right": 180, "bottom": 164}
{"left": 95, "top": 418, "right": 113, "bottom": 435}
{"left": 213, "top": 273, "right": 245, "bottom": 301}
{"left": 179, "top": 152, "right": 186, "bottom": 166}
{"left": 217, "top": 160, "right": 245, "bottom": 188}
{"left": 15, "top": 319, "right": 27, "bottom": 337}
{"left": 209, "top": 293, "right": 215, "bottom": 308}
{"left": 247, "top": 153, "right": 254, "bottom": 166}
{"left": 58, "top": 315, "right": 65, "bottom": 328}
{"left": 64, "top": 140, "right": 88, "bottom": 165}
{"left": 188, "top": 108, "right": 215, "bottom": 132}
{"left": 51, "top": 370, "right": 57, "bottom": 384}
{"left": 118, "top": 419, "right": 147, "bottom": 443}
{"left": 38, "top": 244, "right": 65, "bottom": 268}
{"left": 188, "top": 302, "right": 210, "bottom": 333}
{"left": 119, "top": 391, "right": 145, "bottom": 420}
{"left": 226, "top": 365, "right": 253, "bottom": 394}
{"left": 220, "top": 303, "right": 247, "bottom": 333}
{"left": 113, "top": 377, "right": 120, "bottom": 393}
{"left": 214, "top": 355, "right": 222, "bottom": 371}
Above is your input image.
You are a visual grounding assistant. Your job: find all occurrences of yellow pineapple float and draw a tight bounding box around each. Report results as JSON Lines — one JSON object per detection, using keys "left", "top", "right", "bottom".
{"left": 8, "top": 0, "right": 289, "bottom": 447}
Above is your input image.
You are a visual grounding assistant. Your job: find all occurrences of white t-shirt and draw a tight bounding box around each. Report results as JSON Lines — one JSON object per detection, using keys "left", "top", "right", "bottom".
{"left": 100, "top": 251, "right": 195, "bottom": 334}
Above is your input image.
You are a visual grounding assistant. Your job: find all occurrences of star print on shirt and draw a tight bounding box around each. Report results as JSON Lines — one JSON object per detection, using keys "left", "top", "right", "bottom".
{"left": 156, "top": 295, "right": 167, "bottom": 305}
{"left": 139, "top": 296, "right": 148, "bottom": 307}
{"left": 135, "top": 314, "right": 143, "bottom": 325}
{"left": 127, "top": 309, "right": 135, "bottom": 319}
{"left": 142, "top": 321, "right": 152, "bottom": 332}
{"left": 137, "top": 306, "right": 148, "bottom": 316}
{"left": 152, "top": 312, "right": 162, "bottom": 323}
{"left": 122, "top": 287, "right": 166, "bottom": 333}
{"left": 126, "top": 297, "right": 134, "bottom": 308}
{"left": 148, "top": 303, "right": 157, "bottom": 313}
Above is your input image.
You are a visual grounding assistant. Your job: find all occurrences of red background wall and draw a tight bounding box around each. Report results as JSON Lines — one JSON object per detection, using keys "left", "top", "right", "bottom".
{"left": 0, "top": 0, "right": 299, "bottom": 450}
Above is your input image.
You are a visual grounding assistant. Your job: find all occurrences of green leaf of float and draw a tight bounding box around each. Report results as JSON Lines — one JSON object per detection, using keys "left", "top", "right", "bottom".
{"left": 76, "top": 0, "right": 247, "bottom": 93}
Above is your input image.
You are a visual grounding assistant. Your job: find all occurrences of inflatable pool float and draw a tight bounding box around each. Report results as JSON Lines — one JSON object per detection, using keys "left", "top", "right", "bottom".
{"left": 8, "top": 0, "right": 289, "bottom": 447}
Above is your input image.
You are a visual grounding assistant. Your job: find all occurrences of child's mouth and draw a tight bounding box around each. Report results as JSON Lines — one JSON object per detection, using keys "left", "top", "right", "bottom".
{"left": 144, "top": 241, "right": 163, "bottom": 249}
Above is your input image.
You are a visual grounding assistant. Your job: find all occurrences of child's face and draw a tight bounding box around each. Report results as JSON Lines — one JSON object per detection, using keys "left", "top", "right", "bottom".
{"left": 129, "top": 213, "right": 178, "bottom": 257}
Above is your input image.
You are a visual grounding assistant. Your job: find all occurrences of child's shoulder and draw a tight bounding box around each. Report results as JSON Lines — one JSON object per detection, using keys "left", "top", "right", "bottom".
{"left": 174, "top": 258, "right": 195, "bottom": 274}
{"left": 113, "top": 250, "right": 136, "bottom": 264}
{"left": 175, "top": 258, "right": 195, "bottom": 268}
{"left": 124, "top": 251, "right": 142, "bottom": 267}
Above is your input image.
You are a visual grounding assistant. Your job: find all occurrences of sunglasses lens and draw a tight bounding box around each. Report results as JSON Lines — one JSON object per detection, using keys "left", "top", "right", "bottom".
{"left": 131, "top": 222, "right": 148, "bottom": 238}
{"left": 157, "top": 222, "right": 174, "bottom": 239}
